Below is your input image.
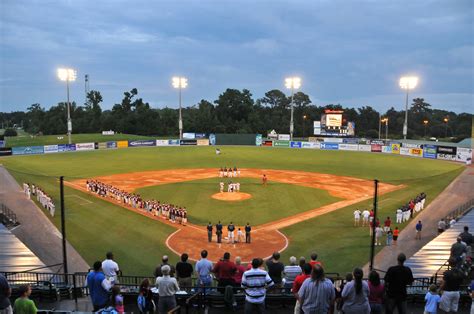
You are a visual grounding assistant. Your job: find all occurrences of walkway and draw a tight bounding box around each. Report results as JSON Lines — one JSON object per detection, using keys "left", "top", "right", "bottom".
{"left": 0, "top": 166, "right": 89, "bottom": 273}
{"left": 405, "top": 209, "right": 474, "bottom": 278}
{"left": 364, "top": 166, "right": 474, "bottom": 274}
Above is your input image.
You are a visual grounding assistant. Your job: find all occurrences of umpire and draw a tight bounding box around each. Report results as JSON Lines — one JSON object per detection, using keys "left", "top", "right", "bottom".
{"left": 207, "top": 222, "right": 213, "bottom": 242}
{"left": 245, "top": 222, "right": 251, "bottom": 243}
{"left": 216, "top": 221, "right": 223, "bottom": 243}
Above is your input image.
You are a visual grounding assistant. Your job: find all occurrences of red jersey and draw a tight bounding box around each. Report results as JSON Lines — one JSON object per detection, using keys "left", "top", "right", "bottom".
{"left": 292, "top": 274, "right": 311, "bottom": 293}
{"left": 384, "top": 219, "right": 391, "bottom": 227}
{"left": 212, "top": 260, "right": 236, "bottom": 280}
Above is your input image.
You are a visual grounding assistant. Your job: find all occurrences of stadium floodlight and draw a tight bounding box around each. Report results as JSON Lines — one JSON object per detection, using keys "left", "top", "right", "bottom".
{"left": 423, "top": 119, "right": 429, "bottom": 138}
{"left": 399, "top": 76, "right": 419, "bottom": 140}
{"left": 172, "top": 76, "right": 188, "bottom": 140}
{"left": 57, "top": 68, "right": 77, "bottom": 144}
{"left": 381, "top": 118, "right": 389, "bottom": 141}
{"left": 285, "top": 77, "right": 302, "bottom": 140}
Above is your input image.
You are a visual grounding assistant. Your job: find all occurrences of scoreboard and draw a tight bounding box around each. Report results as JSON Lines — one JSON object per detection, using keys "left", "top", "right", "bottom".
{"left": 314, "top": 110, "right": 355, "bottom": 137}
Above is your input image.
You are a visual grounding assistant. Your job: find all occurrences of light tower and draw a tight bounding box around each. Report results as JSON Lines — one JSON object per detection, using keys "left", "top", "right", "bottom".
{"left": 172, "top": 76, "right": 188, "bottom": 140}
{"left": 285, "top": 77, "right": 301, "bottom": 140}
{"left": 399, "top": 76, "right": 418, "bottom": 139}
{"left": 57, "top": 68, "right": 77, "bottom": 144}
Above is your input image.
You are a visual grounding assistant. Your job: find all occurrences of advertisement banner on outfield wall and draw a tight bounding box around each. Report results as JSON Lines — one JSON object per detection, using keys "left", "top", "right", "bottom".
{"left": 156, "top": 140, "right": 169, "bottom": 146}
{"left": 117, "top": 141, "right": 128, "bottom": 148}
{"left": 290, "top": 141, "right": 302, "bottom": 148}
{"left": 343, "top": 138, "right": 359, "bottom": 144}
{"left": 382, "top": 146, "right": 392, "bottom": 154}
{"left": 195, "top": 133, "right": 206, "bottom": 139}
{"left": 437, "top": 153, "right": 456, "bottom": 161}
{"left": 273, "top": 140, "right": 290, "bottom": 147}
{"left": 98, "top": 142, "right": 107, "bottom": 149}
{"left": 263, "top": 140, "right": 273, "bottom": 147}
{"left": 44, "top": 145, "right": 59, "bottom": 153}
{"left": 371, "top": 144, "right": 382, "bottom": 152}
{"left": 320, "top": 143, "right": 339, "bottom": 150}
{"left": 197, "top": 139, "right": 210, "bottom": 146}
{"left": 58, "top": 144, "right": 76, "bottom": 152}
{"left": 456, "top": 147, "right": 473, "bottom": 163}
{"left": 106, "top": 141, "right": 117, "bottom": 149}
{"left": 209, "top": 134, "right": 216, "bottom": 146}
{"left": 391, "top": 144, "right": 401, "bottom": 154}
{"left": 323, "top": 138, "right": 343, "bottom": 143}
{"left": 0, "top": 140, "right": 5, "bottom": 148}
{"left": 256, "top": 134, "right": 262, "bottom": 146}
{"left": 339, "top": 144, "right": 358, "bottom": 151}
{"left": 301, "top": 142, "right": 320, "bottom": 149}
{"left": 128, "top": 140, "right": 156, "bottom": 147}
{"left": 308, "top": 137, "right": 318, "bottom": 142}
{"left": 401, "top": 143, "right": 421, "bottom": 149}
{"left": 400, "top": 147, "right": 410, "bottom": 156}
{"left": 12, "top": 146, "right": 44, "bottom": 155}
{"left": 437, "top": 145, "right": 456, "bottom": 155}
{"left": 278, "top": 134, "right": 290, "bottom": 141}
{"left": 180, "top": 139, "right": 197, "bottom": 146}
{"left": 423, "top": 145, "right": 437, "bottom": 159}
{"left": 168, "top": 139, "right": 180, "bottom": 146}
{"left": 410, "top": 148, "right": 423, "bottom": 157}
{"left": 76, "top": 142, "right": 95, "bottom": 151}
{"left": 358, "top": 144, "right": 371, "bottom": 152}
{"left": 183, "top": 133, "right": 195, "bottom": 139}
{"left": 0, "top": 147, "right": 12, "bottom": 156}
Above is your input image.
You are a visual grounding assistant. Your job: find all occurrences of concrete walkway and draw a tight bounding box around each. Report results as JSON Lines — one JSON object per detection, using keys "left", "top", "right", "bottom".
{"left": 0, "top": 166, "right": 89, "bottom": 273}
{"left": 364, "top": 165, "right": 474, "bottom": 274}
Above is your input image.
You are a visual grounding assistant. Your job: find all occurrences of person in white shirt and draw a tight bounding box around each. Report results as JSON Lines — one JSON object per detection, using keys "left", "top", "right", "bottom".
{"left": 219, "top": 182, "right": 224, "bottom": 193}
{"left": 396, "top": 208, "right": 403, "bottom": 223}
{"left": 375, "top": 226, "right": 383, "bottom": 245}
{"left": 102, "top": 252, "right": 120, "bottom": 283}
{"left": 353, "top": 209, "right": 361, "bottom": 226}
{"left": 362, "top": 210, "right": 370, "bottom": 226}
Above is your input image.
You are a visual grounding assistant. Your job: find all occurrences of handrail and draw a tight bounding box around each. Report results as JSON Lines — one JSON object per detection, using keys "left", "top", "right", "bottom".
{"left": 0, "top": 203, "right": 19, "bottom": 226}
{"left": 168, "top": 305, "right": 180, "bottom": 314}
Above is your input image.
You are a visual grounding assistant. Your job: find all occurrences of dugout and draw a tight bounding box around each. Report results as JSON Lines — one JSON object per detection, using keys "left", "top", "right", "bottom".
{"left": 215, "top": 133, "right": 257, "bottom": 145}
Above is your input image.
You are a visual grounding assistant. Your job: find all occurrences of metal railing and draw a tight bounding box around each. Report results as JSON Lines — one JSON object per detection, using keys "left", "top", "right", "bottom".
{"left": 444, "top": 199, "right": 474, "bottom": 223}
{"left": 0, "top": 203, "right": 19, "bottom": 227}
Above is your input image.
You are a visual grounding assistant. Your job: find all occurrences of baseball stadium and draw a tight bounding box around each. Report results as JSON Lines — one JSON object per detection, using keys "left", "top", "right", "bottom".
{"left": 1, "top": 1, "right": 473, "bottom": 314}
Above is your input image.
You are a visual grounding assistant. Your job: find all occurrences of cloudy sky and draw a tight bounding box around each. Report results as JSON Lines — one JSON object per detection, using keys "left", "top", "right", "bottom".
{"left": 1, "top": 0, "right": 473, "bottom": 113}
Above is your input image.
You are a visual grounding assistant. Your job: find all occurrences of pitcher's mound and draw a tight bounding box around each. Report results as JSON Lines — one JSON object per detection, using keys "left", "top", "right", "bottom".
{"left": 211, "top": 192, "right": 252, "bottom": 201}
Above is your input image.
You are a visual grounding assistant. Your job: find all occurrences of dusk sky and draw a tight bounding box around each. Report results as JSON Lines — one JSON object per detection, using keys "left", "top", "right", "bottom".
{"left": 1, "top": 0, "right": 473, "bottom": 113}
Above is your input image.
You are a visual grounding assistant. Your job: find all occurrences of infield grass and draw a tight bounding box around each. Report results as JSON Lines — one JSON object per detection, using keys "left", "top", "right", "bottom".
{"left": 1, "top": 146, "right": 465, "bottom": 274}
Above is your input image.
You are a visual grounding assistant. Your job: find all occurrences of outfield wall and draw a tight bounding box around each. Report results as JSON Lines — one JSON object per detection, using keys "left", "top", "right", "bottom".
{"left": 1, "top": 136, "right": 472, "bottom": 164}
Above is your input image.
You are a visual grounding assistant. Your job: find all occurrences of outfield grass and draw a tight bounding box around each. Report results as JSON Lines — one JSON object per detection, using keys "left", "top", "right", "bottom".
{"left": 137, "top": 177, "right": 341, "bottom": 225}
{"left": 1, "top": 146, "right": 465, "bottom": 274}
{"left": 3, "top": 133, "right": 160, "bottom": 147}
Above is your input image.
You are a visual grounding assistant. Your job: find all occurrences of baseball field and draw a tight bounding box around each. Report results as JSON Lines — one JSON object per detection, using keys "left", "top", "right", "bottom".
{"left": 1, "top": 146, "right": 464, "bottom": 275}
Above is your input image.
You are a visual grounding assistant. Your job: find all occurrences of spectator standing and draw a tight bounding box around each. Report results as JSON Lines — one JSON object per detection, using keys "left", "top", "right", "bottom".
{"left": 154, "top": 255, "right": 175, "bottom": 277}
{"left": 195, "top": 250, "right": 213, "bottom": 292}
{"left": 459, "top": 226, "right": 473, "bottom": 253}
{"left": 384, "top": 253, "right": 414, "bottom": 314}
{"left": 283, "top": 256, "right": 302, "bottom": 291}
{"left": 424, "top": 284, "right": 440, "bottom": 314}
{"left": 86, "top": 261, "right": 111, "bottom": 311}
{"left": 137, "top": 279, "right": 154, "bottom": 313}
{"left": 341, "top": 268, "right": 370, "bottom": 314}
{"left": 450, "top": 237, "right": 467, "bottom": 269}
{"left": 241, "top": 258, "right": 274, "bottom": 314}
{"left": 0, "top": 274, "right": 12, "bottom": 314}
{"left": 309, "top": 252, "right": 323, "bottom": 269}
{"left": 234, "top": 257, "right": 246, "bottom": 286}
{"left": 439, "top": 269, "right": 464, "bottom": 313}
{"left": 266, "top": 252, "right": 285, "bottom": 288}
{"left": 292, "top": 263, "right": 312, "bottom": 314}
{"left": 438, "top": 219, "right": 446, "bottom": 234}
{"left": 102, "top": 252, "right": 120, "bottom": 283}
{"left": 393, "top": 227, "right": 400, "bottom": 245}
{"left": 111, "top": 285, "right": 125, "bottom": 313}
{"left": 298, "top": 256, "right": 306, "bottom": 269}
{"left": 375, "top": 226, "right": 383, "bottom": 246}
{"left": 384, "top": 216, "right": 392, "bottom": 232}
{"left": 368, "top": 270, "right": 384, "bottom": 314}
{"left": 156, "top": 265, "right": 180, "bottom": 314}
{"left": 175, "top": 253, "right": 193, "bottom": 292}
{"left": 298, "top": 265, "right": 335, "bottom": 314}
{"left": 415, "top": 220, "right": 423, "bottom": 240}
{"left": 386, "top": 229, "right": 393, "bottom": 246}
{"left": 212, "top": 252, "right": 237, "bottom": 291}
{"left": 13, "top": 285, "right": 37, "bottom": 314}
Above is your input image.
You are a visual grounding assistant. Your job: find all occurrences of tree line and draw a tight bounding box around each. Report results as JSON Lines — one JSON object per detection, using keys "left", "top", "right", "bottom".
{"left": 1, "top": 88, "right": 472, "bottom": 141}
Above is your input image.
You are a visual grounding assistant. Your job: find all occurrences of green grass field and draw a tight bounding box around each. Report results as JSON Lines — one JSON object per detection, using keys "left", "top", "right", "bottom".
{"left": 137, "top": 177, "right": 341, "bottom": 225}
{"left": 1, "top": 146, "right": 465, "bottom": 275}
{"left": 2, "top": 133, "right": 159, "bottom": 147}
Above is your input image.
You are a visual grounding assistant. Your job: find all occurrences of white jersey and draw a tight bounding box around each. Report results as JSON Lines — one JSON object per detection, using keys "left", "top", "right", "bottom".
{"left": 354, "top": 210, "right": 361, "bottom": 219}
{"left": 362, "top": 210, "right": 370, "bottom": 220}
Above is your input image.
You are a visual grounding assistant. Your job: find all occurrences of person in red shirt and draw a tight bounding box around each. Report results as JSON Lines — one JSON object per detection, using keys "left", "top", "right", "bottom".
{"left": 309, "top": 252, "right": 322, "bottom": 269}
{"left": 212, "top": 252, "right": 237, "bottom": 292}
{"left": 384, "top": 216, "right": 391, "bottom": 232}
{"left": 233, "top": 256, "right": 246, "bottom": 286}
{"left": 292, "top": 263, "right": 312, "bottom": 313}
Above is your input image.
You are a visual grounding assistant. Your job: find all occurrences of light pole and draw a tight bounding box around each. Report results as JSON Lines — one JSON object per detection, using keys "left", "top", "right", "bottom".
{"left": 285, "top": 77, "right": 301, "bottom": 141}
{"left": 172, "top": 76, "right": 188, "bottom": 140}
{"left": 57, "top": 68, "right": 77, "bottom": 144}
{"left": 378, "top": 113, "right": 382, "bottom": 140}
{"left": 423, "top": 120, "right": 429, "bottom": 138}
{"left": 399, "top": 76, "right": 418, "bottom": 140}
{"left": 381, "top": 118, "right": 389, "bottom": 141}
{"left": 443, "top": 117, "right": 449, "bottom": 138}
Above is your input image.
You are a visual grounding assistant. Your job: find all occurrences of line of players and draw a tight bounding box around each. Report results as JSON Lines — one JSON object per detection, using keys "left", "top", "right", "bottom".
{"left": 219, "top": 181, "right": 240, "bottom": 193}
{"left": 86, "top": 180, "right": 188, "bottom": 225}
{"left": 23, "top": 182, "right": 56, "bottom": 217}
{"left": 219, "top": 167, "right": 240, "bottom": 178}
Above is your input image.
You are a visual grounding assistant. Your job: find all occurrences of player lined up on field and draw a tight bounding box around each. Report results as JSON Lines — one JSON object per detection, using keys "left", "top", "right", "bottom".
{"left": 86, "top": 180, "right": 188, "bottom": 225}
{"left": 23, "top": 182, "right": 56, "bottom": 217}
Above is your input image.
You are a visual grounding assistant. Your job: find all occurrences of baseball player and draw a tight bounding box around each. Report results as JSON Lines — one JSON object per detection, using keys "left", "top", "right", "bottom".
{"left": 236, "top": 182, "right": 240, "bottom": 192}
{"left": 223, "top": 167, "right": 228, "bottom": 177}
{"left": 233, "top": 166, "right": 237, "bottom": 177}
{"left": 219, "top": 182, "right": 224, "bottom": 193}
{"left": 237, "top": 228, "right": 244, "bottom": 243}
{"left": 227, "top": 222, "right": 235, "bottom": 244}
{"left": 237, "top": 167, "right": 241, "bottom": 177}
{"left": 262, "top": 174, "right": 267, "bottom": 186}
{"left": 353, "top": 209, "right": 361, "bottom": 226}
{"left": 362, "top": 209, "right": 370, "bottom": 226}
{"left": 227, "top": 182, "right": 233, "bottom": 193}
{"left": 219, "top": 167, "right": 223, "bottom": 178}
{"left": 396, "top": 208, "right": 403, "bottom": 223}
